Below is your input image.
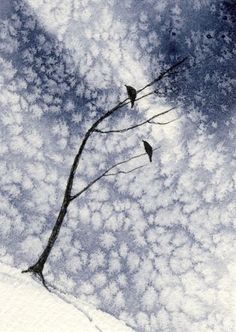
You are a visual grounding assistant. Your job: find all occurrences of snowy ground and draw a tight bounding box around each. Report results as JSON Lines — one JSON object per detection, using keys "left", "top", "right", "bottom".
{"left": 0, "top": 263, "right": 134, "bottom": 332}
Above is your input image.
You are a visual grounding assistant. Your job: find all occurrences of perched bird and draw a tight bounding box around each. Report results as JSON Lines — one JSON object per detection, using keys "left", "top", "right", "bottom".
{"left": 142, "top": 140, "right": 153, "bottom": 162}
{"left": 125, "top": 85, "right": 137, "bottom": 108}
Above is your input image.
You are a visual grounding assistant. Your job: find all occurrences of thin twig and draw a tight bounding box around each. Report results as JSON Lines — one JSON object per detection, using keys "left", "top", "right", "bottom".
{"left": 104, "top": 164, "right": 147, "bottom": 176}
{"left": 70, "top": 147, "right": 160, "bottom": 201}
{"left": 94, "top": 107, "right": 177, "bottom": 134}
{"left": 148, "top": 117, "right": 180, "bottom": 125}
{"left": 137, "top": 57, "right": 188, "bottom": 95}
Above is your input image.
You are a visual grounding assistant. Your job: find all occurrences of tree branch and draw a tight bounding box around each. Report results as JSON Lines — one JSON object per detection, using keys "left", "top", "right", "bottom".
{"left": 148, "top": 117, "right": 180, "bottom": 125}
{"left": 94, "top": 107, "right": 177, "bottom": 134}
{"left": 137, "top": 57, "right": 188, "bottom": 95}
{"left": 70, "top": 147, "right": 160, "bottom": 201}
{"left": 104, "top": 164, "right": 147, "bottom": 176}
{"left": 62, "top": 57, "right": 188, "bottom": 201}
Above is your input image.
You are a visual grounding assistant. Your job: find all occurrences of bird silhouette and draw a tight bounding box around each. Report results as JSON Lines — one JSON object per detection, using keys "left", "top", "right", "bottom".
{"left": 125, "top": 85, "right": 137, "bottom": 108}
{"left": 142, "top": 140, "right": 153, "bottom": 162}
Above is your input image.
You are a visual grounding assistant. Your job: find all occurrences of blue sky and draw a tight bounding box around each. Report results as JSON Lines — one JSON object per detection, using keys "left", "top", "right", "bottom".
{"left": 0, "top": 0, "right": 236, "bottom": 331}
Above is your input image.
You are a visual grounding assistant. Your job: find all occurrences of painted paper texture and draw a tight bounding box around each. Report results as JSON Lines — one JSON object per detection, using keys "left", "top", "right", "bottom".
{"left": 0, "top": 0, "right": 235, "bottom": 331}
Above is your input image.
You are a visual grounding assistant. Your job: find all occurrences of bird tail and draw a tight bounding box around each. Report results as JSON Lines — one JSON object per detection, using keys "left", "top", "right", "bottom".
{"left": 131, "top": 101, "right": 134, "bottom": 108}
{"left": 149, "top": 156, "right": 152, "bottom": 162}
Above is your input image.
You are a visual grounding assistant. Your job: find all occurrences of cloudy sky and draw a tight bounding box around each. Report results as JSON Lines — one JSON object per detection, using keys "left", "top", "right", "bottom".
{"left": 0, "top": 0, "right": 236, "bottom": 331}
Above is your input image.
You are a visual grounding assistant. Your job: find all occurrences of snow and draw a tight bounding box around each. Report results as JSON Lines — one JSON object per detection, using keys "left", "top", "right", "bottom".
{"left": 0, "top": 263, "right": 134, "bottom": 332}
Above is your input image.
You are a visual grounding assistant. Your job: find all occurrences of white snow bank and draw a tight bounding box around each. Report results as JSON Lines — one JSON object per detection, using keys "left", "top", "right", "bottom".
{"left": 0, "top": 263, "right": 134, "bottom": 332}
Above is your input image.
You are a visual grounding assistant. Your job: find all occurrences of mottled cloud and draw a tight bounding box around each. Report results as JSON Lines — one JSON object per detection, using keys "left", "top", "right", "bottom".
{"left": 0, "top": 0, "right": 236, "bottom": 331}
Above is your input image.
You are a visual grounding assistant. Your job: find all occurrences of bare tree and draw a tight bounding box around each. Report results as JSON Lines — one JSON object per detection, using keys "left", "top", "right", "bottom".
{"left": 22, "top": 57, "right": 188, "bottom": 289}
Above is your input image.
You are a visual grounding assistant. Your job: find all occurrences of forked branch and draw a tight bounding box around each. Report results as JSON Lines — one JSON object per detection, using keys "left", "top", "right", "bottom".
{"left": 137, "top": 57, "right": 188, "bottom": 95}
{"left": 70, "top": 147, "right": 160, "bottom": 201}
{"left": 94, "top": 107, "right": 177, "bottom": 134}
{"left": 105, "top": 164, "right": 147, "bottom": 176}
{"left": 63, "top": 57, "right": 188, "bottom": 199}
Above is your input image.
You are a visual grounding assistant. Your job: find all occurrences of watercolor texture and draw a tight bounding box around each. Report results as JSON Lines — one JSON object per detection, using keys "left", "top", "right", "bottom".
{"left": 0, "top": 0, "right": 235, "bottom": 331}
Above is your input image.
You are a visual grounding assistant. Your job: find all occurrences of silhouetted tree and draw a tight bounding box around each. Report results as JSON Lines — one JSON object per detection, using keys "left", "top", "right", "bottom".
{"left": 22, "top": 57, "right": 188, "bottom": 289}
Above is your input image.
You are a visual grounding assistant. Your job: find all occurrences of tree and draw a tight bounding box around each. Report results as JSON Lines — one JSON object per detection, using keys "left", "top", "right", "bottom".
{"left": 22, "top": 57, "right": 188, "bottom": 289}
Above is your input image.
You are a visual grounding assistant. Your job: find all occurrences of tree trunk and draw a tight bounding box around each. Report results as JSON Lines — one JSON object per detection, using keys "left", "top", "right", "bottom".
{"left": 24, "top": 197, "right": 70, "bottom": 275}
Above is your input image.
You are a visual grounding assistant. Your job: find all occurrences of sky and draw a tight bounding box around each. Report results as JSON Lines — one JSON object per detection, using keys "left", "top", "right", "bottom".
{"left": 0, "top": 0, "right": 236, "bottom": 331}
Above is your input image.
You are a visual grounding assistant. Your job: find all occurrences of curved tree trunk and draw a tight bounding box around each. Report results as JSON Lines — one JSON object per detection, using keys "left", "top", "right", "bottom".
{"left": 24, "top": 198, "right": 70, "bottom": 274}
{"left": 22, "top": 197, "right": 71, "bottom": 292}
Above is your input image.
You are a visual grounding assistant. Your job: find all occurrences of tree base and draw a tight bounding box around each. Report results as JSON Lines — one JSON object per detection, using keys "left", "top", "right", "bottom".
{"left": 22, "top": 264, "right": 50, "bottom": 292}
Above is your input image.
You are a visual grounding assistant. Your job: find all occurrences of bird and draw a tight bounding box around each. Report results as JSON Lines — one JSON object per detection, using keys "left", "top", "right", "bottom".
{"left": 125, "top": 85, "right": 137, "bottom": 108}
{"left": 142, "top": 140, "right": 153, "bottom": 162}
